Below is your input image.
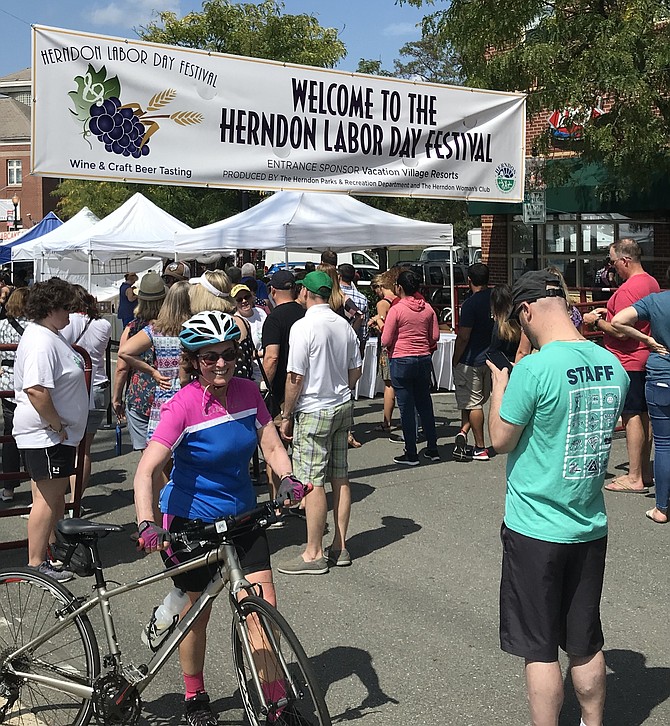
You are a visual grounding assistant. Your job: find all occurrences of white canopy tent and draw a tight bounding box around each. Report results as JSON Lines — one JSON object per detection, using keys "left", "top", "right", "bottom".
{"left": 174, "top": 190, "right": 456, "bottom": 306}
{"left": 22, "top": 193, "right": 192, "bottom": 293}
{"left": 12, "top": 206, "right": 99, "bottom": 263}
{"left": 174, "top": 191, "right": 454, "bottom": 252}
{"left": 46, "top": 193, "right": 192, "bottom": 262}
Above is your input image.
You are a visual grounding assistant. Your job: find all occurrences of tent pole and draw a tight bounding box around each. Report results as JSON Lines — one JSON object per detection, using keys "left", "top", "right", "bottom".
{"left": 284, "top": 244, "right": 289, "bottom": 269}
{"left": 449, "top": 248, "right": 455, "bottom": 328}
{"left": 87, "top": 250, "right": 92, "bottom": 291}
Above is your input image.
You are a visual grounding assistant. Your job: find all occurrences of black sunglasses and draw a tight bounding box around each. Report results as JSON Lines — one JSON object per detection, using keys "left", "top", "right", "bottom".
{"left": 235, "top": 294, "right": 253, "bottom": 303}
{"left": 197, "top": 349, "right": 237, "bottom": 364}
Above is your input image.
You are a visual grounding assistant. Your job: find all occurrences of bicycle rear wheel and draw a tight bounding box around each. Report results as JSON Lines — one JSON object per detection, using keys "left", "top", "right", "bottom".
{"left": 232, "top": 595, "right": 330, "bottom": 726}
{"left": 0, "top": 568, "right": 100, "bottom": 726}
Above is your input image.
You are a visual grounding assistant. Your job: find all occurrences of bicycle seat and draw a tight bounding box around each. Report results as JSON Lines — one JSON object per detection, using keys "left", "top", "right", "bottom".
{"left": 57, "top": 518, "right": 125, "bottom": 538}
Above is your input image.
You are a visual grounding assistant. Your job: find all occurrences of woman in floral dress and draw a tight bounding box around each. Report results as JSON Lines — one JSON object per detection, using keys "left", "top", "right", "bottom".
{"left": 112, "top": 272, "right": 166, "bottom": 450}
{"left": 119, "top": 281, "right": 191, "bottom": 445}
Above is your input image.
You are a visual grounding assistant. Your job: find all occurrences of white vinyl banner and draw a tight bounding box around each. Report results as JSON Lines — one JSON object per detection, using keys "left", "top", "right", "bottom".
{"left": 32, "top": 26, "right": 526, "bottom": 202}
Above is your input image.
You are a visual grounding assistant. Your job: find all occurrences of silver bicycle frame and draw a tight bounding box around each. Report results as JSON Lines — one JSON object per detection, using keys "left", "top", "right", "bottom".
{"left": 5, "top": 540, "right": 253, "bottom": 701}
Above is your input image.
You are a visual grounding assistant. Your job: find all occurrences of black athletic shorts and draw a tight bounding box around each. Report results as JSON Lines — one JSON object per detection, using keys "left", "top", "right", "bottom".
{"left": 622, "top": 370, "right": 647, "bottom": 414}
{"left": 161, "top": 514, "right": 271, "bottom": 593}
{"left": 21, "top": 444, "right": 77, "bottom": 481}
{"left": 499, "top": 524, "right": 607, "bottom": 662}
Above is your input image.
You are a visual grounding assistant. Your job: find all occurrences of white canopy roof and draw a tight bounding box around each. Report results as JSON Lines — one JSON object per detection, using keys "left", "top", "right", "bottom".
{"left": 174, "top": 191, "right": 454, "bottom": 254}
{"left": 38, "top": 193, "right": 191, "bottom": 263}
{"left": 12, "top": 207, "right": 100, "bottom": 261}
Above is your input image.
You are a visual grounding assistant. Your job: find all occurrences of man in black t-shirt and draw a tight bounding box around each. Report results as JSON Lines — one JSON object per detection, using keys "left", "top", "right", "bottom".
{"left": 261, "top": 270, "right": 305, "bottom": 506}
{"left": 452, "top": 263, "right": 494, "bottom": 461}
{"left": 262, "top": 270, "right": 306, "bottom": 417}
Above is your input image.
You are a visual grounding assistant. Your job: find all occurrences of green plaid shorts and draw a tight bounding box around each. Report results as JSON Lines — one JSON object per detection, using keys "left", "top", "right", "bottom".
{"left": 292, "top": 400, "right": 354, "bottom": 487}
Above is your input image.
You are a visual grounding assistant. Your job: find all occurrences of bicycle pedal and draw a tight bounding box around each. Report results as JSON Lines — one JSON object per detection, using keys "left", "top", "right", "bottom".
{"left": 122, "top": 664, "right": 148, "bottom": 684}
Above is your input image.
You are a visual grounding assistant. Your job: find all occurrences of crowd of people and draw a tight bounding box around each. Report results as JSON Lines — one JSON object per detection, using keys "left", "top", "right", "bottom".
{"left": 0, "top": 236, "right": 667, "bottom": 726}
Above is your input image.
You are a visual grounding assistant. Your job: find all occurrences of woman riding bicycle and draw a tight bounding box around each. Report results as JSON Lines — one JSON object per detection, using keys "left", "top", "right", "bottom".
{"left": 133, "top": 310, "right": 301, "bottom": 726}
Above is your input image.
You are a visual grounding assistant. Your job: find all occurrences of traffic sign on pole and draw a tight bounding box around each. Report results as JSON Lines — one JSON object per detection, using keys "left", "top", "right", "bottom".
{"left": 523, "top": 191, "right": 546, "bottom": 224}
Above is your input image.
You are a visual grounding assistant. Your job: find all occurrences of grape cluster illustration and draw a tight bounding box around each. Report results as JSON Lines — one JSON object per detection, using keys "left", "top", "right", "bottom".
{"left": 70, "top": 65, "right": 204, "bottom": 160}
{"left": 88, "top": 97, "right": 150, "bottom": 158}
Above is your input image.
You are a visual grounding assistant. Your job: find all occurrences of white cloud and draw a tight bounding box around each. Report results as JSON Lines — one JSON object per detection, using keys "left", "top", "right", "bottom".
{"left": 88, "top": 1, "right": 181, "bottom": 29}
{"left": 382, "top": 22, "right": 420, "bottom": 38}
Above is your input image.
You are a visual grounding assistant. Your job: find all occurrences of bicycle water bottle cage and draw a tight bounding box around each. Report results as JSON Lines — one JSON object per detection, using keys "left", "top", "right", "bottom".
{"left": 142, "top": 607, "right": 180, "bottom": 653}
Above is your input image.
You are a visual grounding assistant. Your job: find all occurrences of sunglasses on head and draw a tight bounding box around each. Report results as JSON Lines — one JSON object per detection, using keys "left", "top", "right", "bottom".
{"left": 235, "top": 294, "right": 252, "bottom": 303}
{"left": 197, "top": 349, "right": 237, "bottom": 364}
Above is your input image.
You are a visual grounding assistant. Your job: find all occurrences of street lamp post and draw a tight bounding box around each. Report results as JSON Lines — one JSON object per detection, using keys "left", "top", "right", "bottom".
{"left": 11, "top": 194, "right": 19, "bottom": 232}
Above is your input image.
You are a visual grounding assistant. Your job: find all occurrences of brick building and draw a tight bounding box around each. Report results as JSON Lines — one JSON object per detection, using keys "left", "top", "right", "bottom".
{"left": 471, "top": 107, "right": 669, "bottom": 288}
{"left": 0, "top": 68, "right": 59, "bottom": 234}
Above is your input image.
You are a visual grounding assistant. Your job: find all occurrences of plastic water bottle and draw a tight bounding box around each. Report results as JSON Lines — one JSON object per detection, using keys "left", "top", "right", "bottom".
{"left": 141, "top": 587, "right": 188, "bottom": 649}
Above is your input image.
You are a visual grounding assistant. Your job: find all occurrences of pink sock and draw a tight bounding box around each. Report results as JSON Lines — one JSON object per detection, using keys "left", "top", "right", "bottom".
{"left": 183, "top": 671, "right": 205, "bottom": 700}
{"left": 262, "top": 679, "right": 287, "bottom": 722}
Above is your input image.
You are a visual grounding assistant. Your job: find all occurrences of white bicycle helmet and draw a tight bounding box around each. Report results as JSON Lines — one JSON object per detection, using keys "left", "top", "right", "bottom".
{"left": 179, "top": 311, "right": 241, "bottom": 351}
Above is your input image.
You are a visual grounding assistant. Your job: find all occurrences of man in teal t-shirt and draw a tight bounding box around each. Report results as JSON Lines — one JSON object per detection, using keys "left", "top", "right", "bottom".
{"left": 487, "top": 270, "right": 628, "bottom": 726}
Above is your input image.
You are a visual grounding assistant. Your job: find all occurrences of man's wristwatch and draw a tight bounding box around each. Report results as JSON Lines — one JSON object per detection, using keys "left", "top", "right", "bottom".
{"left": 590, "top": 318, "right": 601, "bottom": 331}
{"left": 281, "top": 412, "right": 292, "bottom": 420}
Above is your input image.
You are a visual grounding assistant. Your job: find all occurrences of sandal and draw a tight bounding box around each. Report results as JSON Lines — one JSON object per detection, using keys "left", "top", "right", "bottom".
{"left": 347, "top": 433, "right": 362, "bottom": 448}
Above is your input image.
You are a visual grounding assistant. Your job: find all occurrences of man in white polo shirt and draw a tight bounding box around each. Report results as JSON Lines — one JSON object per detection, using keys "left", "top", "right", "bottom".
{"left": 277, "top": 271, "right": 362, "bottom": 575}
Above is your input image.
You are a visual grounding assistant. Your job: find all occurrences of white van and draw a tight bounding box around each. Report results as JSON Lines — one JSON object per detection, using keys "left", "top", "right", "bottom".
{"left": 264, "top": 249, "right": 379, "bottom": 269}
{"left": 263, "top": 249, "right": 379, "bottom": 287}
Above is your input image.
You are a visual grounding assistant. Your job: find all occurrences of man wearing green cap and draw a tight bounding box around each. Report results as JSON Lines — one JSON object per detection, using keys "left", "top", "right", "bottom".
{"left": 277, "top": 271, "right": 362, "bottom": 575}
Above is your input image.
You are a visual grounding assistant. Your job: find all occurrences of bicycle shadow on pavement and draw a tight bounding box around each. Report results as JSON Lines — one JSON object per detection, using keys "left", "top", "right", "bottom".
{"left": 141, "top": 692, "right": 247, "bottom": 725}
{"left": 139, "top": 642, "right": 399, "bottom": 725}
{"left": 558, "top": 648, "right": 670, "bottom": 725}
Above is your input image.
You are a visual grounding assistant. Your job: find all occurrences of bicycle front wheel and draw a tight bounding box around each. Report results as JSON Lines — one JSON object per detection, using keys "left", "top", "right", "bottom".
{"left": 0, "top": 567, "right": 100, "bottom": 726}
{"left": 232, "top": 595, "right": 331, "bottom": 726}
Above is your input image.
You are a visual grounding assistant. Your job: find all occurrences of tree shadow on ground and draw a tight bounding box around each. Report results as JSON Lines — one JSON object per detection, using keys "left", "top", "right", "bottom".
{"left": 559, "top": 648, "right": 670, "bottom": 725}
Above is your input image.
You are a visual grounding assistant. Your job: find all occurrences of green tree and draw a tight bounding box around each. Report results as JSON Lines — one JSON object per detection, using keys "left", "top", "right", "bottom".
{"left": 54, "top": 0, "right": 346, "bottom": 222}
{"left": 402, "top": 0, "right": 670, "bottom": 192}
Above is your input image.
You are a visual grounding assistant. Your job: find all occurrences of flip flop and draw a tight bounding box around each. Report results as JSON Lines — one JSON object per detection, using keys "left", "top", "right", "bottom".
{"left": 645, "top": 509, "right": 668, "bottom": 524}
{"left": 604, "top": 479, "right": 649, "bottom": 494}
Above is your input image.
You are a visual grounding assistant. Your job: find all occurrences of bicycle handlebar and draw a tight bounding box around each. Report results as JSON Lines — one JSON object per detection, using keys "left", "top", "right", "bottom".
{"left": 137, "top": 482, "right": 313, "bottom": 550}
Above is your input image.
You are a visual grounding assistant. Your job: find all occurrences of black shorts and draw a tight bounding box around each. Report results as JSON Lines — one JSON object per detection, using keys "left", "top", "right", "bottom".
{"left": 21, "top": 444, "right": 77, "bottom": 481}
{"left": 622, "top": 370, "right": 647, "bottom": 414}
{"left": 499, "top": 524, "right": 607, "bottom": 662}
{"left": 161, "top": 514, "right": 271, "bottom": 593}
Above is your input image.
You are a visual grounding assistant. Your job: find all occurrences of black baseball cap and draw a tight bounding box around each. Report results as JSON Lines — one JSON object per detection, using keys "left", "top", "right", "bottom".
{"left": 511, "top": 270, "right": 566, "bottom": 318}
{"left": 269, "top": 270, "right": 295, "bottom": 290}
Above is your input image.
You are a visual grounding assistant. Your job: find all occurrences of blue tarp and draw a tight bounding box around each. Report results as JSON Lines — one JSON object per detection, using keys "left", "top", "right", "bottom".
{"left": 0, "top": 211, "right": 63, "bottom": 263}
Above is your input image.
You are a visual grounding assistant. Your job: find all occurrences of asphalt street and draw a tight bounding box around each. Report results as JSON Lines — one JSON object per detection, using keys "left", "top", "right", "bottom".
{"left": 1, "top": 392, "right": 668, "bottom": 725}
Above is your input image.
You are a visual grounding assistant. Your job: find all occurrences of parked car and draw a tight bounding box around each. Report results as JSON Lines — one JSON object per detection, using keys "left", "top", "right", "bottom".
{"left": 266, "top": 261, "right": 378, "bottom": 287}
{"left": 418, "top": 245, "right": 468, "bottom": 264}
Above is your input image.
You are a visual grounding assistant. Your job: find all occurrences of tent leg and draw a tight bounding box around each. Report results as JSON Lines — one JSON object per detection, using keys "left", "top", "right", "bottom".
{"left": 449, "top": 250, "right": 455, "bottom": 328}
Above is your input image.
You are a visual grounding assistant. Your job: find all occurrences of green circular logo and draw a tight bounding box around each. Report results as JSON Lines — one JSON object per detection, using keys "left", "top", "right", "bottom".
{"left": 495, "top": 163, "right": 516, "bottom": 194}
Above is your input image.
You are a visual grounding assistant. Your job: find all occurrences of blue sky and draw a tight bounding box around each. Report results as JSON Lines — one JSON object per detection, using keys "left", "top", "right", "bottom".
{"left": 0, "top": 0, "right": 428, "bottom": 78}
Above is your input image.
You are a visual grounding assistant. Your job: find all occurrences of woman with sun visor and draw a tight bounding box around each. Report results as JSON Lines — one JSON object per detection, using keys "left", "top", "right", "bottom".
{"left": 133, "top": 310, "right": 305, "bottom": 726}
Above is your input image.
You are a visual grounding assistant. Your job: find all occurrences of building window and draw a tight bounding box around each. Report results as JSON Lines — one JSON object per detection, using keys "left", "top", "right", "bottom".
{"left": 14, "top": 91, "right": 31, "bottom": 106}
{"left": 7, "top": 160, "right": 22, "bottom": 186}
{"left": 509, "top": 214, "right": 657, "bottom": 287}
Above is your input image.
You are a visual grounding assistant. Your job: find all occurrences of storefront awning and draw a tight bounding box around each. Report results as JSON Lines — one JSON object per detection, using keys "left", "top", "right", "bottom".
{"left": 468, "top": 160, "right": 667, "bottom": 217}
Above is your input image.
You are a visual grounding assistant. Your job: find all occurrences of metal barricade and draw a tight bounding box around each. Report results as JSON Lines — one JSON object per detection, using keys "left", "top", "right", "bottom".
{"left": 0, "top": 343, "right": 92, "bottom": 551}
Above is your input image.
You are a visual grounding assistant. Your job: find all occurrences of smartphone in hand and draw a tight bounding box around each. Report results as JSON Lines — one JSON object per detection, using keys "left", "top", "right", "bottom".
{"left": 486, "top": 350, "right": 513, "bottom": 373}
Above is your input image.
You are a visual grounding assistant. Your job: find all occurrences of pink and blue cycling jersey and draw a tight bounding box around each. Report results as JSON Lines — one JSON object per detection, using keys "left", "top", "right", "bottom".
{"left": 151, "top": 377, "right": 272, "bottom": 523}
